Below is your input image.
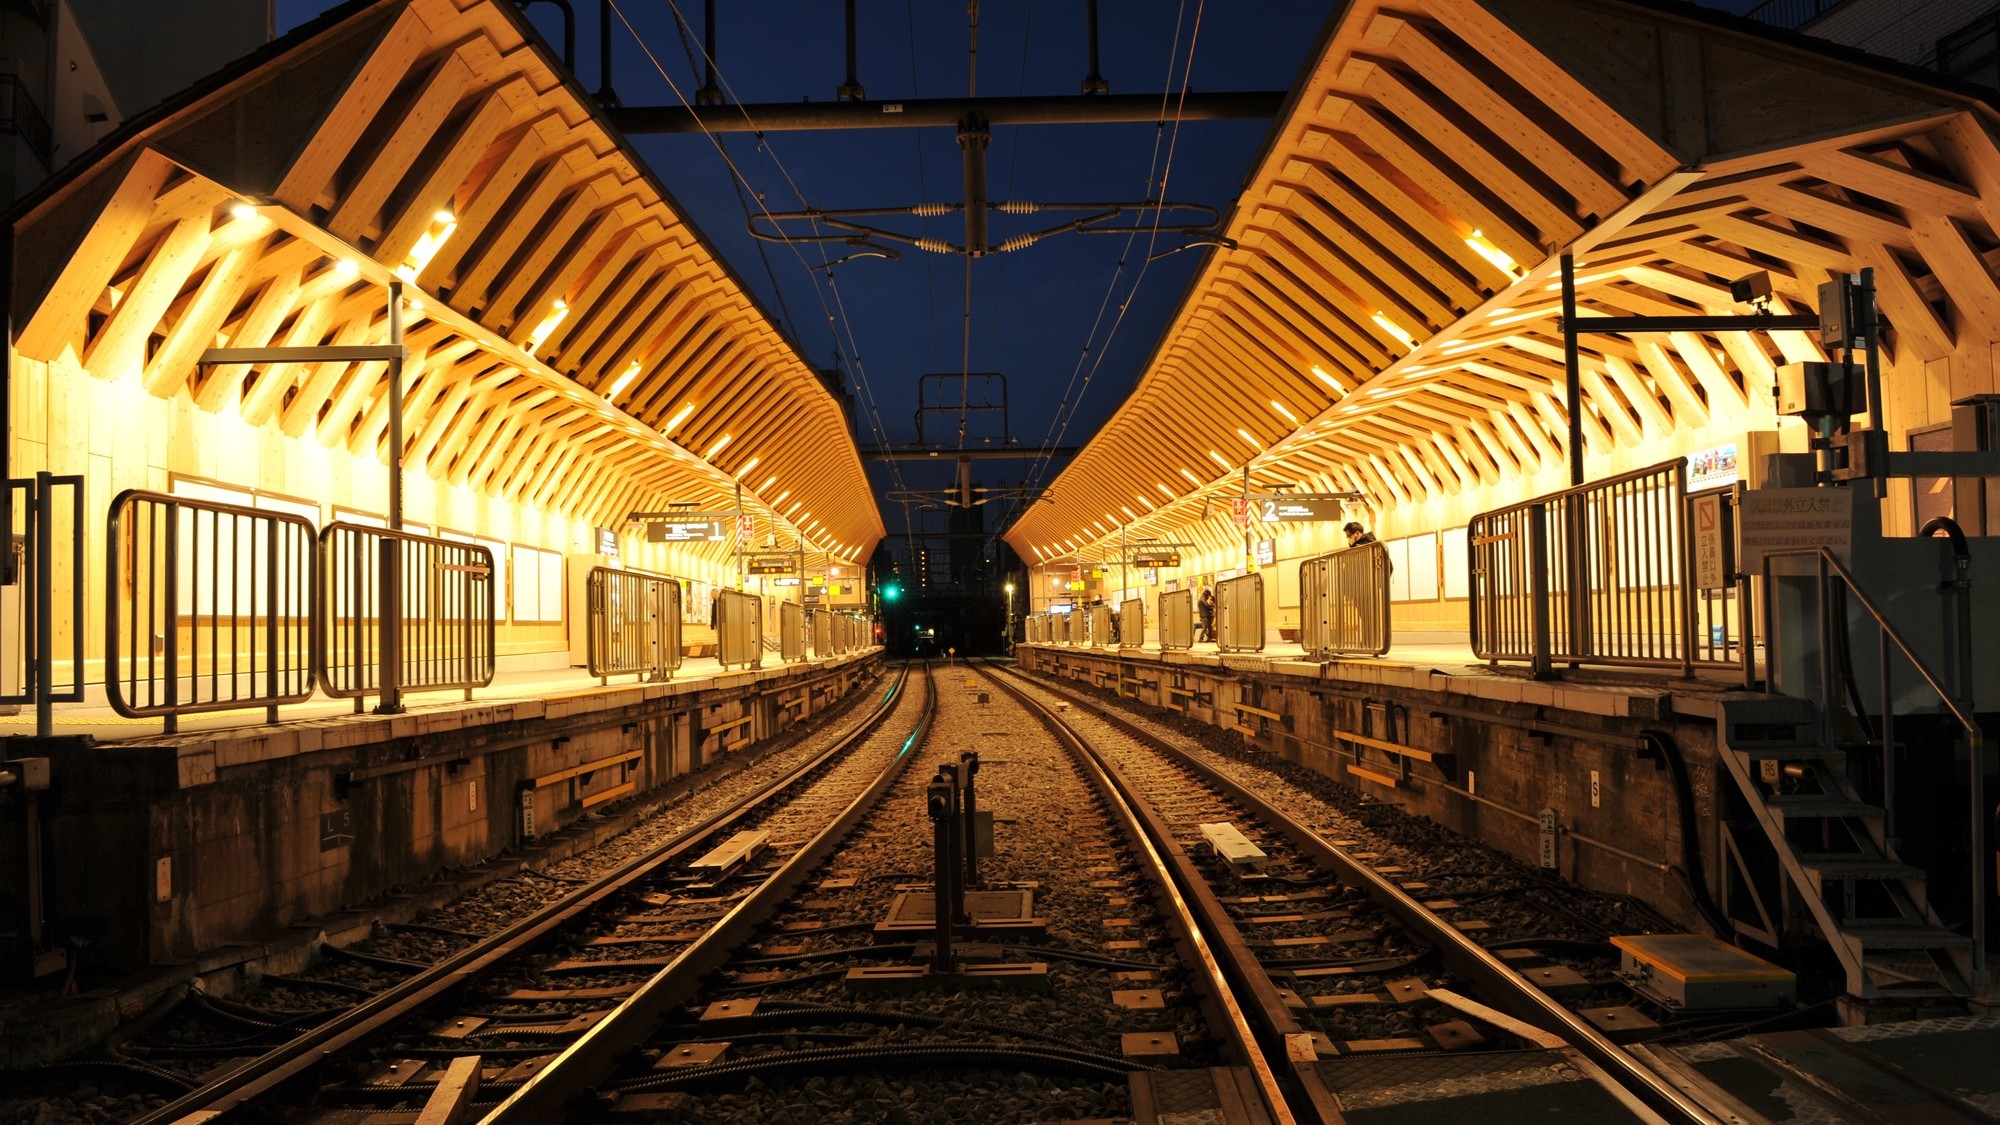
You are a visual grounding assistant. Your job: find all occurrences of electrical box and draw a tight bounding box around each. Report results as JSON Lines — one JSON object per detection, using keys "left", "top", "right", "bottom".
{"left": 1776, "top": 361, "right": 1858, "bottom": 421}
{"left": 1612, "top": 934, "right": 1795, "bottom": 1011}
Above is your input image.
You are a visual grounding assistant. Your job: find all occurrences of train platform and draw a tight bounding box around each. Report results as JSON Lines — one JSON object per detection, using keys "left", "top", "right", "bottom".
{"left": 0, "top": 650, "right": 831, "bottom": 745}
{"left": 0, "top": 647, "right": 888, "bottom": 1022}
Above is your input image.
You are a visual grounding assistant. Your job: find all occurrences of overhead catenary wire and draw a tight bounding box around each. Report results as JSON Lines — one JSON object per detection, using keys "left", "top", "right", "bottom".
{"left": 1015, "top": 0, "right": 1206, "bottom": 527}
{"left": 608, "top": 0, "right": 912, "bottom": 554}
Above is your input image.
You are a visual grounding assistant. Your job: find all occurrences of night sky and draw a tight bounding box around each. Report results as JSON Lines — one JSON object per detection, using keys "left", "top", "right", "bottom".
{"left": 278, "top": 0, "right": 1773, "bottom": 540}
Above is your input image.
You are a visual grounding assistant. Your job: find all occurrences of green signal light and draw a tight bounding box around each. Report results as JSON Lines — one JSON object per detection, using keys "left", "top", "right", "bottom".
{"left": 882, "top": 583, "right": 901, "bottom": 601}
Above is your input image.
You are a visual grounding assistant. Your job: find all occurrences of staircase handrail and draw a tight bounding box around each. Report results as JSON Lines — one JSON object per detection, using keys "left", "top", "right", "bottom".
{"left": 1761, "top": 543, "right": 1986, "bottom": 986}
{"left": 1760, "top": 546, "right": 1978, "bottom": 738}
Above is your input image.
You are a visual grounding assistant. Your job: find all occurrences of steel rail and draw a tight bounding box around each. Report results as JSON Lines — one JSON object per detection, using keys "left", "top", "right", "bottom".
{"left": 1009, "top": 666, "right": 1733, "bottom": 1125}
{"left": 482, "top": 663, "right": 939, "bottom": 1121}
{"left": 128, "top": 662, "right": 910, "bottom": 1125}
{"left": 980, "top": 664, "right": 1304, "bottom": 1125}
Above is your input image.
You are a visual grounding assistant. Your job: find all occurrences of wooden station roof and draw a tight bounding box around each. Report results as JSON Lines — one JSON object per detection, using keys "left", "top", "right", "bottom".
{"left": 9, "top": 0, "right": 885, "bottom": 560}
{"left": 1005, "top": 0, "right": 1998, "bottom": 563}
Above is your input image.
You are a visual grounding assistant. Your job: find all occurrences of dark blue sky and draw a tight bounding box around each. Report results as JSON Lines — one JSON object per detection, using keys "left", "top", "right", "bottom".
{"left": 278, "top": 0, "right": 1769, "bottom": 535}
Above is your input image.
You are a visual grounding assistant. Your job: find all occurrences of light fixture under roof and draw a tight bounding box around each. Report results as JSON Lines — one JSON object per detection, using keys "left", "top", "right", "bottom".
{"left": 1311, "top": 365, "right": 1346, "bottom": 394}
{"left": 735, "top": 455, "right": 760, "bottom": 479}
{"left": 1270, "top": 400, "right": 1298, "bottom": 424}
{"left": 228, "top": 202, "right": 258, "bottom": 222}
{"left": 1370, "top": 312, "right": 1415, "bottom": 350}
{"left": 1207, "top": 449, "right": 1232, "bottom": 471}
{"left": 1464, "top": 230, "right": 1521, "bottom": 277}
{"left": 704, "top": 433, "right": 732, "bottom": 459}
{"left": 605, "top": 360, "right": 642, "bottom": 401}
{"left": 663, "top": 402, "right": 696, "bottom": 434}
{"left": 1156, "top": 482, "right": 1175, "bottom": 499}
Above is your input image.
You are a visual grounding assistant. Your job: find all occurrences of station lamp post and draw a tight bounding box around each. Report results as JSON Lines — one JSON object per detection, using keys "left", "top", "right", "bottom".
{"left": 1004, "top": 581, "right": 1015, "bottom": 647}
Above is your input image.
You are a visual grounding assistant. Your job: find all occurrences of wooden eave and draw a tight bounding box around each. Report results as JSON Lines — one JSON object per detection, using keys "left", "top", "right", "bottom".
{"left": 1005, "top": 0, "right": 2000, "bottom": 564}
{"left": 10, "top": 0, "right": 883, "bottom": 561}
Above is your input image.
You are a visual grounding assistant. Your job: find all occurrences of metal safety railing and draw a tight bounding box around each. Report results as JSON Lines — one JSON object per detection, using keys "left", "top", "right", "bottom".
{"left": 1087, "top": 604, "right": 1113, "bottom": 647}
{"left": 780, "top": 601, "right": 806, "bottom": 663}
{"left": 1053, "top": 610, "right": 1073, "bottom": 645}
{"left": 1761, "top": 542, "right": 1987, "bottom": 989}
{"left": 1216, "top": 573, "right": 1264, "bottom": 653}
{"left": 105, "top": 490, "right": 317, "bottom": 730}
{"left": 812, "top": 607, "right": 835, "bottom": 655}
{"left": 1158, "top": 589, "right": 1194, "bottom": 650}
{"left": 317, "top": 522, "right": 497, "bottom": 706}
{"left": 1468, "top": 458, "right": 1730, "bottom": 677}
{"left": 4, "top": 474, "right": 85, "bottom": 735}
{"left": 716, "top": 588, "right": 763, "bottom": 669}
{"left": 1298, "top": 542, "right": 1391, "bottom": 659}
{"left": 1119, "top": 599, "right": 1143, "bottom": 648}
{"left": 584, "top": 566, "right": 682, "bottom": 683}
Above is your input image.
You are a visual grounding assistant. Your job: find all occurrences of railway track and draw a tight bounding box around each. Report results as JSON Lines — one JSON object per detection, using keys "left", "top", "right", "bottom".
{"left": 983, "top": 661, "right": 1733, "bottom": 1125}
{"left": 70, "top": 661, "right": 930, "bottom": 1125}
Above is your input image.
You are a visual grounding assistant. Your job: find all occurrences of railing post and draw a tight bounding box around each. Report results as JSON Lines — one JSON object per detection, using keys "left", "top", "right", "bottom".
{"left": 33, "top": 472, "right": 51, "bottom": 737}
{"left": 1528, "top": 503, "right": 1554, "bottom": 680}
{"left": 265, "top": 514, "right": 280, "bottom": 724}
{"left": 1679, "top": 471, "right": 1697, "bottom": 679}
{"left": 162, "top": 495, "right": 180, "bottom": 735}
{"left": 376, "top": 533, "right": 403, "bottom": 714}
{"left": 1565, "top": 491, "right": 1589, "bottom": 668}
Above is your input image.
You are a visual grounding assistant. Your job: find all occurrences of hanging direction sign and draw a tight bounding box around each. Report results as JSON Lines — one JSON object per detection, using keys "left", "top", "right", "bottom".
{"left": 746, "top": 553, "right": 798, "bottom": 575}
{"left": 1249, "top": 495, "right": 1344, "bottom": 522}
{"left": 646, "top": 519, "right": 728, "bottom": 543}
{"left": 1129, "top": 550, "right": 1182, "bottom": 568}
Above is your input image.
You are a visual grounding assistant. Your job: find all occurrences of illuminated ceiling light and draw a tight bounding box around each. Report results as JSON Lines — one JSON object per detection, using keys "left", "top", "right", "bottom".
{"left": 1270, "top": 400, "right": 1299, "bottom": 424}
{"left": 1179, "top": 468, "right": 1203, "bottom": 486}
{"left": 1371, "top": 312, "right": 1416, "bottom": 350}
{"left": 1139, "top": 496, "right": 1155, "bottom": 511}
{"left": 1312, "top": 365, "right": 1347, "bottom": 394}
{"left": 1236, "top": 428, "right": 1263, "bottom": 452}
{"left": 605, "top": 360, "right": 642, "bottom": 401}
{"left": 1207, "top": 449, "right": 1232, "bottom": 471}
{"left": 403, "top": 212, "right": 458, "bottom": 279}
{"left": 527, "top": 299, "right": 570, "bottom": 352}
{"left": 704, "top": 432, "right": 733, "bottom": 459}
{"left": 1120, "top": 505, "right": 1137, "bottom": 520}
{"left": 1463, "top": 230, "right": 1521, "bottom": 277}
{"left": 334, "top": 259, "right": 360, "bottom": 281}
{"left": 663, "top": 402, "right": 697, "bottom": 434}
{"left": 735, "top": 455, "right": 761, "bottom": 480}
{"left": 228, "top": 202, "right": 259, "bottom": 222}
{"left": 774, "top": 490, "right": 790, "bottom": 504}
{"left": 761, "top": 475, "right": 777, "bottom": 492}
{"left": 786, "top": 501, "right": 804, "bottom": 516}
{"left": 1156, "top": 482, "right": 1176, "bottom": 499}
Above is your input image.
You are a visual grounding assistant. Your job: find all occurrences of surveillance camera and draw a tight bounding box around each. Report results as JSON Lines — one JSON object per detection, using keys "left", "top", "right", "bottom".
{"left": 1730, "top": 272, "right": 1773, "bottom": 305}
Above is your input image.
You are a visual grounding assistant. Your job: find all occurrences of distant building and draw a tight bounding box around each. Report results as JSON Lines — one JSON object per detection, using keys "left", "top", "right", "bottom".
{"left": 0, "top": 0, "right": 271, "bottom": 204}
{"left": 1747, "top": 0, "right": 2000, "bottom": 87}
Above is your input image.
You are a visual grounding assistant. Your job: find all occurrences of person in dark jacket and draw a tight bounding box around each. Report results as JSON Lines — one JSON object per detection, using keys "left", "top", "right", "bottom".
{"left": 1197, "top": 585, "right": 1216, "bottom": 642}
{"left": 1343, "top": 521, "right": 1378, "bottom": 548}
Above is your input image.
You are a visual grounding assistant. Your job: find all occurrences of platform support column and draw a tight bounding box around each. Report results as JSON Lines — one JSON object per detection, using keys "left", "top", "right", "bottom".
{"left": 377, "top": 282, "right": 406, "bottom": 715}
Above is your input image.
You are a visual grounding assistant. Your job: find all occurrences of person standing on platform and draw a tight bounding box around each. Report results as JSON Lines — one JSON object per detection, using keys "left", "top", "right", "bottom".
{"left": 1343, "top": 521, "right": 1378, "bottom": 548}
{"left": 1198, "top": 585, "right": 1216, "bottom": 643}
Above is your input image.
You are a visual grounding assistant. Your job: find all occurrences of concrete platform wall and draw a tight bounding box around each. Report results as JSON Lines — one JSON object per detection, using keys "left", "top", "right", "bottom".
{"left": 10, "top": 652, "right": 881, "bottom": 966}
{"left": 1017, "top": 645, "right": 1722, "bottom": 932}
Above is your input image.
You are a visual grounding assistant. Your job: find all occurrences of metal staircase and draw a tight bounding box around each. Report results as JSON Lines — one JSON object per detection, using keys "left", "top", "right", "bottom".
{"left": 1717, "top": 695, "right": 1973, "bottom": 999}
{"left": 1716, "top": 543, "right": 1986, "bottom": 1001}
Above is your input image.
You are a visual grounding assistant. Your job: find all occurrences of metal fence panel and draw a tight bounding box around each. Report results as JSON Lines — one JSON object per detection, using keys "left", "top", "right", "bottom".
{"left": 317, "top": 523, "right": 496, "bottom": 700}
{"left": 812, "top": 609, "right": 833, "bottom": 655}
{"left": 1088, "top": 604, "right": 1113, "bottom": 647}
{"left": 781, "top": 602, "right": 806, "bottom": 662}
{"left": 104, "top": 489, "right": 315, "bottom": 724}
{"left": 585, "top": 566, "right": 681, "bottom": 681}
{"left": 1217, "top": 573, "right": 1264, "bottom": 653}
{"left": 1159, "top": 589, "right": 1193, "bottom": 650}
{"left": 1119, "top": 599, "right": 1143, "bottom": 648}
{"left": 1468, "top": 458, "right": 1720, "bottom": 675}
{"left": 717, "top": 589, "right": 763, "bottom": 668}
{"left": 1298, "top": 543, "right": 1391, "bottom": 658}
